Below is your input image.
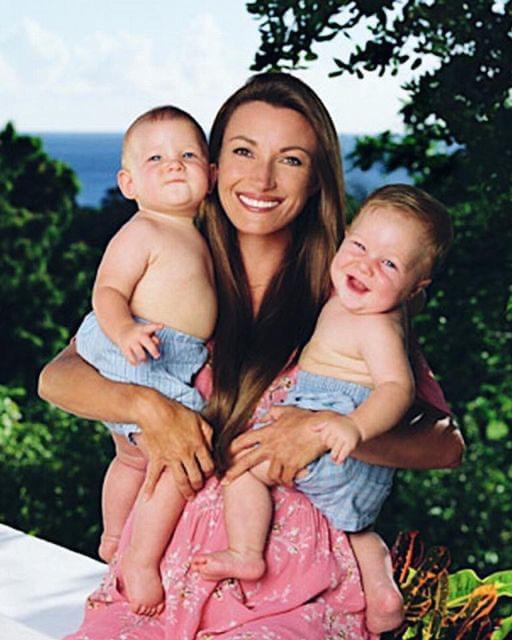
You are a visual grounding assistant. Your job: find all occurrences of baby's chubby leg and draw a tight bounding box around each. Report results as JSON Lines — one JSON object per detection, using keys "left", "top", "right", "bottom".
{"left": 119, "top": 462, "right": 186, "bottom": 616}
{"left": 99, "top": 433, "right": 147, "bottom": 563}
{"left": 350, "top": 529, "right": 404, "bottom": 634}
{"left": 192, "top": 462, "right": 272, "bottom": 581}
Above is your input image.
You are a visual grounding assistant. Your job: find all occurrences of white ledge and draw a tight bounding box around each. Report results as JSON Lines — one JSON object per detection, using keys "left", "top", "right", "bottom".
{"left": 0, "top": 524, "right": 106, "bottom": 639}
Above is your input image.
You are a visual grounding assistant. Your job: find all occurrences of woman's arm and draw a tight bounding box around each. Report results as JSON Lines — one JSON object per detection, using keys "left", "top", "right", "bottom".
{"left": 353, "top": 406, "right": 464, "bottom": 470}
{"left": 224, "top": 404, "right": 464, "bottom": 485}
{"left": 38, "top": 343, "right": 214, "bottom": 498}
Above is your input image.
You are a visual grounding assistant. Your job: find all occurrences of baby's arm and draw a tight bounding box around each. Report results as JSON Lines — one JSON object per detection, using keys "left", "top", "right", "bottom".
{"left": 348, "top": 311, "right": 414, "bottom": 440}
{"left": 314, "top": 312, "right": 414, "bottom": 463}
{"left": 93, "top": 218, "right": 163, "bottom": 365}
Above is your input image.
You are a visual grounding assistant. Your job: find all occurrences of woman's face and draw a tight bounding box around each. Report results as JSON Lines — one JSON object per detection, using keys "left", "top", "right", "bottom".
{"left": 216, "top": 101, "right": 318, "bottom": 240}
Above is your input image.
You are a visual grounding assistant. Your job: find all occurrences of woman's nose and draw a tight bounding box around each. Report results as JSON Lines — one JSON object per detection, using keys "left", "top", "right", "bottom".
{"left": 252, "top": 159, "right": 276, "bottom": 190}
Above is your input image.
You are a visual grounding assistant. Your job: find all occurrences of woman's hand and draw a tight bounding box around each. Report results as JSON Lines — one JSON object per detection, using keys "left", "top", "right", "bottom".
{"left": 224, "top": 406, "right": 329, "bottom": 486}
{"left": 135, "top": 391, "right": 214, "bottom": 500}
{"left": 39, "top": 343, "right": 214, "bottom": 500}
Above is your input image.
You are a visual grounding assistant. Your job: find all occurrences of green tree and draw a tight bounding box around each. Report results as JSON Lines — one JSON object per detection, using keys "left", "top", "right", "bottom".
{"left": 0, "top": 124, "right": 135, "bottom": 392}
{"left": 247, "top": 0, "right": 512, "bottom": 575}
{"left": 0, "top": 385, "right": 111, "bottom": 556}
{"left": 0, "top": 123, "right": 79, "bottom": 390}
{"left": 0, "top": 124, "right": 137, "bottom": 555}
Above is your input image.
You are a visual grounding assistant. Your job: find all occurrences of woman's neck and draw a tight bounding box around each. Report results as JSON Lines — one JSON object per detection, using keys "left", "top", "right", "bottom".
{"left": 239, "top": 230, "right": 291, "bottom": 314}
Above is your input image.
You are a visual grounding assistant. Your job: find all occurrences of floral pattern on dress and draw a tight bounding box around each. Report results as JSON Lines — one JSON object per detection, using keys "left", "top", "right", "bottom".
{"left": 64, "top": 368, "right": 375, "bottom": 640}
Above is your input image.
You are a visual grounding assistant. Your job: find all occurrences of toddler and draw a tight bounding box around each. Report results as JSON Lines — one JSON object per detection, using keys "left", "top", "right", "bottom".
{"left": 192, "top": 184, "right": 453, "bottom": 634}
{"left": 75, "top": 106, "right": 217, "bottom": 616}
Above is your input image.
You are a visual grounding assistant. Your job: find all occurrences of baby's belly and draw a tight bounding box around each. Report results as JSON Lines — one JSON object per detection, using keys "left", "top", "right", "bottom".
{"left": 131, "top": 284, "right": 217, "bottom": 341}
{"left": 299, "top": 350, "right": 373, "bottom": 387}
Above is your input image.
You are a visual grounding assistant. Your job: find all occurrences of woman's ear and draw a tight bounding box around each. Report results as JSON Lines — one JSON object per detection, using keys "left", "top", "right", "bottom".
{"left": 208, "top": 164, "right": 218, "bottom": 194}
{"left": 117, "top": 169, "right": 136, "bottom": 200}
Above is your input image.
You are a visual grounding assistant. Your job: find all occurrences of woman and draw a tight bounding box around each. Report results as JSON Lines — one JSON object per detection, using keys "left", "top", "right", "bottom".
{"left": 39, "top": 73, "right": 464, "bottom": 639}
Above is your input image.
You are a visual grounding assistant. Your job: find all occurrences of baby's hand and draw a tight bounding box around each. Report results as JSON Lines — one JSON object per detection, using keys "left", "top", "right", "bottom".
{"left": 311, "top": 415, "right": 362, "bottom": 464}
{"left": 117, "top": 322, "right": 163, "bottom": 365}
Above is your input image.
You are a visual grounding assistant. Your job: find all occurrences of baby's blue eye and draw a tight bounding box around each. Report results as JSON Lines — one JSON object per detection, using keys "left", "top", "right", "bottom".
{"left": 148, "top": 154, "right": 161, "bottom": 161}
{"left": 182, "top": 151, "right": 196, "bottom": 159}
{"left": 383, "top": 259, "right": 397, "bottom": 270}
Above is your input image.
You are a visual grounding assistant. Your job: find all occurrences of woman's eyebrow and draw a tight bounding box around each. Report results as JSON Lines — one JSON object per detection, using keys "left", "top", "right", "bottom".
{"left": 227, "top": 136, "right": 313, "bottom": 157}
{"left": 227, "top": 135, "right": 256, "bottom": 144}
{"left": 280, "top": 145, "right": 314, "bottom": 156}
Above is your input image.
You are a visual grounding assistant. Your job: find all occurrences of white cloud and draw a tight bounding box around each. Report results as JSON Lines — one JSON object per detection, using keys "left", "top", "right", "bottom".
{"left": 0, "top": 53, "right": 20, "bottom": 91}
{"left": 2, "top": 6, "right": 416, "bottom": 133}
{"left": 22, "top": 17, "right": 70, "bottom": 84}
{"left": 1, "top": 12, "right": 249, "bottom": 130}
{"left": 22, "top": 17, "right": 69, "bottom": 63}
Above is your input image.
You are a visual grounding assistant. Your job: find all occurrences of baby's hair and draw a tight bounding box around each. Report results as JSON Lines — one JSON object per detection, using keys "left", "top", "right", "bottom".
{"left": 357, "top": 183, "right": 453, "bottom": 274}
{"left": 121, "top": 105, "right": 208, "bottom": 168}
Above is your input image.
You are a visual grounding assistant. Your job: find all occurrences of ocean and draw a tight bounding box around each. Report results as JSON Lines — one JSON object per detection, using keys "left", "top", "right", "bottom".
{"left": 35, "top": 132, "right": 410, "bottom": 207}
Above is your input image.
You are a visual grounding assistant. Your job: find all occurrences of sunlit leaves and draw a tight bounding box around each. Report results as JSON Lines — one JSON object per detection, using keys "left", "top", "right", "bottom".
{"left": 388, "top": 532, "right": 512, "bottom": 638}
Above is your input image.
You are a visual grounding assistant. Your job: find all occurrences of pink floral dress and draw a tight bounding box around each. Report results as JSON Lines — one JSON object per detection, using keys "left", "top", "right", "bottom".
{"left": 64, "top": 367, "right": 374, "bottom": 640}
{"left": 64, "top": 353, "right": 448, "bottom": 639}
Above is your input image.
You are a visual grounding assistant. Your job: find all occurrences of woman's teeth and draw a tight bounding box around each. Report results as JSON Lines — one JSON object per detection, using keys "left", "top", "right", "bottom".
{"left": 239, "top": 194, "right": 280, "bottom": 209}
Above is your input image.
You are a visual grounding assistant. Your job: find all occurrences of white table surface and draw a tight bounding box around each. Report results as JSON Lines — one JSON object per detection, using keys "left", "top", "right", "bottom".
{"left": 0, "top": 524, "right": 106, "bottom": 639}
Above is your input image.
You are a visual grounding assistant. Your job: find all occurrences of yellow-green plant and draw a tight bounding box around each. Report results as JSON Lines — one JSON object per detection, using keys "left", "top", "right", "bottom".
{"left": 385, "top": 531, "right": 512, "bottom": 639}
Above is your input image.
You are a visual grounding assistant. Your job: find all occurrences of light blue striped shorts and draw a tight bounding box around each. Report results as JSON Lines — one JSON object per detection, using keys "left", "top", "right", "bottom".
{"left": 75, "top": 311, "right": 208, "bottom": 439}
{"left": 281, "top": 370, "right": 395, "bottom": 532}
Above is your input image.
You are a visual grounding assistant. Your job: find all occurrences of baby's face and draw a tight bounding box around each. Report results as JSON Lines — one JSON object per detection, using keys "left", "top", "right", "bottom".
{"left": 119, "top": 118, "right": 211, "bottom": 217}
{"left": 330, "top": 205, "right": 433, "bottom": 314}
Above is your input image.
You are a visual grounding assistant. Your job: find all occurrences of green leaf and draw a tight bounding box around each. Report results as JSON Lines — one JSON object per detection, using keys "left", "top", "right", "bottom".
{"left": 486, "top": 419, "right": 509, "bottom": 440}
{"left": 448, "top": 569, "right": 512, "bottom": 608}
{"left": 491, "top": 614, "right": 512, "bottom": 640}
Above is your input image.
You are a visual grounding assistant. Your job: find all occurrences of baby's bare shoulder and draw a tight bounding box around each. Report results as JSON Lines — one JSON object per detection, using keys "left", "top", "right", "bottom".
{"left": 110, "top": 213, "right": 160, "bottom": 244}
{"left": 349, "top": 310, "right": 406, "bottom": 350}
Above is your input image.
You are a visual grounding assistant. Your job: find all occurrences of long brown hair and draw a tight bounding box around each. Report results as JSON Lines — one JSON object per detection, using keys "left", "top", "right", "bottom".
{"left": 201, "top": 73, "right": 346, "bottom": 474}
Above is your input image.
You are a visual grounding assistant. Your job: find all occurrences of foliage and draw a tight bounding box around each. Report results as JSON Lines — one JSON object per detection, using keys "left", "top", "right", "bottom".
{"left": 0, "top": 123, "right": 79, "bottom": 391}
{"left": 248, "top": 0, "right": 512, "bottom": 194}
{"left": 0, "top": 124, "right": 135, "bottom": 392}
{"left": 377, "top": 388, "right": 512, "bottom": 576}
{"left": 0, "top": 125, "right": 134, "bottom": 556}
{"left": 0, "top": 385, "right": 111, "bottom": 556}
{"left": 384, "top": 531, "right": 512, "bottom": 639}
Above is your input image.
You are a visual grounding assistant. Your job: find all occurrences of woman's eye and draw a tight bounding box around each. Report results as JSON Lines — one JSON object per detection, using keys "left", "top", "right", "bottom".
{"left": 383, "top": 259, "right": 397, "bottom": 270}
{"left": 233, "top": 147, "right": 252, "bottom": 157}
{"left": 281, "top": 156, "right": 302, "bottom": 167}
{"left": 352, "top": 241, "right": 365, "bottom": 251}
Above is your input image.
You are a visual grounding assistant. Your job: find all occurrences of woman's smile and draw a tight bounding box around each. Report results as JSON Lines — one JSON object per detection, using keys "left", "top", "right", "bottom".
{"left": 237, "top": 192, "right": 284, "bottom": 212}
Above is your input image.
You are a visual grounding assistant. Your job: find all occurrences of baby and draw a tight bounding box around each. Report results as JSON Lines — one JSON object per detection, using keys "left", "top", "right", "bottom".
{"left": 192, "top": 184, "right": 453, "bottom": 634}
{"left": 75, "top": 106, "right": 217, "bottom": 615}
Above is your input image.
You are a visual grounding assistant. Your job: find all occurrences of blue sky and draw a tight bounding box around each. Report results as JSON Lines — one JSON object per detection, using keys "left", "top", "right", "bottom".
{"left": 2, "top": 1, "right": 417, "bottom": 134}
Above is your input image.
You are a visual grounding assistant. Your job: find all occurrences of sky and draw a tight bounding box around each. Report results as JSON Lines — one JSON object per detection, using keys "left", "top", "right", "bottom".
{"left": 2, "top": 0, "right": 418, "bottom": 134}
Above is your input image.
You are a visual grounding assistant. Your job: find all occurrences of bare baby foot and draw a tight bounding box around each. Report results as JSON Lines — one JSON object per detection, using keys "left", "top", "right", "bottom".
{"left": 119, "top": 548, "right": 165, "bottom": 616}
{"left": 98, "top": 533, "right": 120, "bottom": 563}
{"left": 192, "top": 549, "right": 266, "bottom": 581}
{"left": 365, "top": 582, "right": 404, "bottom": 634}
